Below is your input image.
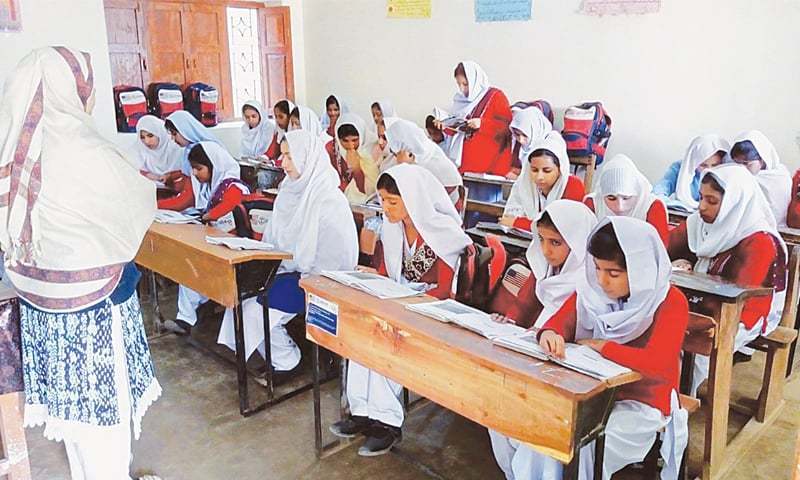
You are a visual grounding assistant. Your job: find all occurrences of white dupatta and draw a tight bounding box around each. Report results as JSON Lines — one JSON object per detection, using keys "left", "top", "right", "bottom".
{"left": 134, "top": 115, "right": 184, "bottom": 175}
{"left": 385, "top": 119, "right": 462, "bottom": 188}
{"left": 504, "top": 131, "right": 570, "bottom": 220}
{"left": 589, "top": 154, "right": 662, "bottom": 222}
{"left": 673, "top": 134, "right": 729, "bottom": 210}
{"left": 447, "top": 61, "right": 491, "bottom": 166}
{"left": 732, "top": 130, "right": 791, "bottom": 227}
{"left": 240, "top": 100, "right": 276, "bottom": 158}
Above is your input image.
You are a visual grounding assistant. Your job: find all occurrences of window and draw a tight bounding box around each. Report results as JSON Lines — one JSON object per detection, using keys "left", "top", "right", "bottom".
{"left": 226, "top": 7, "right": 263, "bottom": 117}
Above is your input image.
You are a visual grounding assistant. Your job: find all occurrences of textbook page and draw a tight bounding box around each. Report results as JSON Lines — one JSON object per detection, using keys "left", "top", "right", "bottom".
{"left": 407, "top": 299, "right": 526, "bottom": 339}
{"left": 205, "top": 236, "right": 276, "bottom": 251}
{"left": 154, "top": 209, "right": 201, "bottom": 224}
{"left": 322, "top": 270, "right": 424, "bottom": 299}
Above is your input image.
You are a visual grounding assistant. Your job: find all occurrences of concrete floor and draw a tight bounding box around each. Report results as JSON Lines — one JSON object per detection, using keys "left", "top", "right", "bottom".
{"left": 24, "top": 288, "right": 800, "bottom": 479}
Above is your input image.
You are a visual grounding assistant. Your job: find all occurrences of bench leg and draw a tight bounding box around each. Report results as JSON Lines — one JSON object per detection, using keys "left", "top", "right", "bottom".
{"left": 757, "top": 346, "right": 790, "bottom": 422}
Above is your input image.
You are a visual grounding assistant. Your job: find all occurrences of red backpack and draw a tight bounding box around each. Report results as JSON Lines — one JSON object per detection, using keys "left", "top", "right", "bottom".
{"left": 113, "top": 85, "right": 148, "bottom": 133}
{"left": 561, "top": 102, "right": 612, "bottom": 166}
{"left": 511, "top": 99, "right": 555, "bottom": 125}
{"left": 147, "top": 82, "right": 184, "bottom": 119}
{"left": 184, "top": 83, "right": 219, "bottom": 127}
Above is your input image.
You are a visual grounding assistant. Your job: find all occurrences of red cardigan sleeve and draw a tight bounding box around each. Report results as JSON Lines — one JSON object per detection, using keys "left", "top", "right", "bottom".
{"left": 562, "top": 175, "right": 586, "bottom": 201}
{"left": 537, "top": 293, "right": 579, "bottom": 340}
{"left": 732, "top": 234, "right": 777, "bottom": 329}
{"left": 667, "top": 221, "right": 694, "bottom": 262}
{"left": 157, "top": 175, "right": 194, "bottom": 211}
{"left": 265, "top": 132, "right": 280, "bottom": 163}
{"left": 646, "top": 201, "right": 670, "bottom": 247}
{"left": 205, "top": 185, "right": 244, "bottom": 221}
{"left": 512, "top": 217, "right": 533, "bottom": 231}
{"left": 427, "top": 259, "right": 455, "bottom": 300}
{"left": 583, "top": 196, "right": 595, "bottom": 212}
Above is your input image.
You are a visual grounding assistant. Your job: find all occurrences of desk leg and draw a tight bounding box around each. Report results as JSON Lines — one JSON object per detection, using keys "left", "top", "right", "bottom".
{"left": 313, "top": 343, "right": 323, "bottom": 458}
{"left": 563, "top": 451, "right": 579, "bottom": 480}
{"left": 594, "top": 433, "right": 605, "bottom": 480}
{"left": 149, "top": 270, "right": 164, "bottom": 334}
{"left": 702, "top": 301, "right": 740, "bottom": 480}
{"left": 261, "top": 290, "right": 274, "bottom": 401}
{"left": 788, "top": 299, "right": 800, "bottom": 377}
{"left": 233, "top": 278, "right": 250, "bottom": 416}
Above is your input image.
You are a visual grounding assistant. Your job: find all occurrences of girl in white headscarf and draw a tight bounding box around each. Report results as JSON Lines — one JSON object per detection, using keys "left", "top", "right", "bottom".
{"left": 135, "top": 114, "right": 184, "bottom": 182}
{"left": 0, "top": 46, "right": 160, "bottom": 480}
{"left": 331, "top": 164, "right": 472, "bottom": 457}
{"left": 218, "top": 130, "right": 358, "bottom": 372}
{"left": 524, "top": 217, "right": 689, "bottom": 480}
{"left": 652, "top": 134, "right": 729, "bottom": 210}
{"left": 585, "top": 154, "right": 669, "bottom": 245}
{"left": 507, "top": 106, "right": 553, "bottom": 179}
{"left": 729, "top": 130, "right": 792, "bottom": 227}
{"left": 370, "top": 99, "right": 397, "bottom": 129}
{"left": 668, "top": 164, "right": 786, "bottom": 394}
{"left": 431, "top": 61, "right": 513, "bottom": 176}
{"left": 501, "top": 132, "right": 585, "bottom": 231}
{"left": 321, "top": 94, "right": 349, "bottom": 137}
{"left": 240, "top": 100, "right": 276, "bottom": 158}
{"left": 334, "top": 112, "right": 381, "bottom": 203}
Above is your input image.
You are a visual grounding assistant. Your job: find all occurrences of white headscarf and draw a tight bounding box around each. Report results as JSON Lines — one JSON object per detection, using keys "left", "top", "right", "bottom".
{"left": 320, "top": 94, "right": 349, "bottom": 130}
{"left": 295, "top": 105, "right": 332, "bottom": 143}
{"left": 504, "top": 131, "right": 571, "bottom": 219}
{"left": 135, "top": 114, "right": 184, "bottom": 175}
{"left": 379, "top": 164, "right": 471, "bottom": 282}
{"left": 732, "top": 130, "right": 791, "bottom": 227}
{"left": 687, "top": 164, "right": 785, "bottom": 274}
{"left": 575, "top": 217, "right": 672, "bottom": 344}
{"left": 447, "top": 61, "right": 492, "bottom": 166}
{"left": 0, "top": 47, "right": 155, "bottom": 311}
{"left": 375, "top": 99, "right": 397, "bottom": 119}
{"left": 274, "top": 98, "right": 296, "bottom": 144}
{"left": 526, "top": 200, "right": 597, "bottom": 328}
{"left": 240, "top": 100, "right": 276, "bottom": 158}
{"left": 335, "top": 112, "right": 377, "bottom": 159}
{"left": 189, "top": 141, "right": 246, "bottom": 210}
{"left": 509, "top": 106, "right": 553, "bottom": 163}
{"left": 673, "top": 134, "right": 729, "bottom": 210}
{"left": 385, "top": 119, "right": 461, "bottom": 188}
{"left": 265, "top": 130, "right": 356, "bottom": 273}
{"left": 589, "top": 154, "right": 662, "bottom": 222}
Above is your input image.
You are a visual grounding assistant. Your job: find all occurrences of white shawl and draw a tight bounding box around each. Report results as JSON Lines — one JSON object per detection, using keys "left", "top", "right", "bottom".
{"left": 732, "top": 130, "right": 791, "bottom": 227}
{"left": 189, "top": 141, "right": 247, "bottom": 210}
{"left": 135, "top": 114, "right": 184, "bottom": 175}
{"left": 447, "top": 61, "right": 491, "bottom": 166}
{"left": 385, "top": 119, "right": 462, "bottom": 188}
{"left": 504, "top": 131, "right": 570, "bottom": 219}
{"left": 509, "top": 106, "right": 553, "bottom": 163}
{"left": 240, "top": 100, "right": 276, "bottom": 158}
{"left": 673, "top": 134, "right": 729, "bottom": 210}
{"left": 295, "top": 105, "right": 332, "bottom": 144}
{"left": 589, "top": 154, "right": 662, "bottom": 222}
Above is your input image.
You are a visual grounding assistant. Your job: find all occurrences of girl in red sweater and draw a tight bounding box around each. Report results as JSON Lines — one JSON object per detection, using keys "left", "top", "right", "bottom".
{"left": 668, "top": 164, "right": 786, "bottom": 395}
{"left": 584, "top": 154, "right": 669, "bottom": 246}
{"left": 515, "top": 216, "right": 689, "bottom": 480}
{"left": 331, "top": 164, "right": 472, "bottom": 457}
{"left": 501, "top": 132, "right": 586, "bottom": 231}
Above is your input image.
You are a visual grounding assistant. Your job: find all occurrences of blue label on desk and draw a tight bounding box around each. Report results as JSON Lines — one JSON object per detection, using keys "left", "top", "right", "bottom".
{"left": 307, "top": 293, "right": 338, "bottom": 337}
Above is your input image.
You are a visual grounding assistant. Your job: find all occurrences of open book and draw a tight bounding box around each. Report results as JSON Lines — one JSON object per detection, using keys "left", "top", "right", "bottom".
{"left": 205, "top": 236, "right": 275, "bottom": 251}
{"left": 154, "top": 209, "right": 201, "bottom": 225}
{"left": 476, "top": 222, "right": 534, "bottom": 241}
{"left": 463, "top": 172, "right": 512, "bottom": 184}
{"left": 406, "top": 299, "right": 526, "bottom": 339}
{"left": 322, "top": 270, "right": 424, "bottom": 300}
{"left": 492, "top": 332, "right": 632, "bottom": 381}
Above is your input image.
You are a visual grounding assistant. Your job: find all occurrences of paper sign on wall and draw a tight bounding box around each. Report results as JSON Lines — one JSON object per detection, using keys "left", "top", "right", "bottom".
{"left": 307, "top": 293, "right": 339, "bottom": 337}
{"left": 0, "top": 0, "right": 22, "bottom": 32}
{"left": 580, "top": 0, "right": 660, "bottom": 16}
{"left": 387, "top": 0, "right": 432, "bottom": 19}
{"left": 475, "top": 0, "right": 532, "bottom": 23}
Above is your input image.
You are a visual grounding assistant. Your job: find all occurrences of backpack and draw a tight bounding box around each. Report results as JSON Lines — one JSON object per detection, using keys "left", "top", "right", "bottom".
{"left": 113, "top": 85, "right": 148, "bottom": 133}
{"left": 485, "top": 258, "right": 540, "bottom": 325}
{"left": 455, "top": 235, "right": 506, "bottom": 310}
{"left": 184, "top": 83, "right": 219, "bottom": 127}
{"left": 561, "top": 102, "right": 612, "bottom": 166}
{"left": 147, "top": 82, "right": 184, "bottom": 119}
{"left": 511, "top": 99, "right": 555, "bottom": 125}
{"left": 232, "top": 194, "right": 273, "bottom": 240}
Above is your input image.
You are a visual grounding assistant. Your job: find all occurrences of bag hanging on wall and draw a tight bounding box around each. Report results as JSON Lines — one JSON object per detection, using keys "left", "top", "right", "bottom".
{"left": 511, "top": 99, "right": 555, "bottom": 125}
{"left": 147, "top": 82, "right": 184, "bottom": 119}
{"left": 113, "top": 85, "right": 148, "bottom": 133}
{"left": 184, "top": 83, "right": 219, "bottom": 127}
{"left": 561, "top": 101, "right": 612, "bottom": 165}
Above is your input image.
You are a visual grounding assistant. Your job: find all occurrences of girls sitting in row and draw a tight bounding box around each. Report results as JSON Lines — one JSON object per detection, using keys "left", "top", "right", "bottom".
{"left": 330, "top": 164, "right": 472, "bottom": 456}
{"left": 217, "top": 130, "right": 358, "bottom": 374}
{"left": 164, "top": 110, "right": 223, "bottom": 167}
{"left": 585, "top": 154, "right": 669, "bottom": 245}
{"left": 652, "top": 134, "right": 728, "bottom": 209}
{"left": 501, "top": 131, "right": 585, "bottom": 231}
{"left": 507, "top": 105, "right": 551, "bottom": 180}
{"left": 240, "top": 100, "right": 276, "bottom": 159}
{"left": 135, "top": 115, "right": 183, "bottom": 183}
{"left": 334, "top": 112, "right": 381, "bottom": 203}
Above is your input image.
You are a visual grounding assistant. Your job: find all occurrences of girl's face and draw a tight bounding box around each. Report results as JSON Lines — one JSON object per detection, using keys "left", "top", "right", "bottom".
{"left": 243, "top": 108, "right": 261, "bottom": 129}
{"left": 593, "top": 258, "right": 630, "bottom": 300}
{"left": 379, "top": 188, "right": 409, "bottom": 224}
{"left": 697, "top": 152, "right": 724, "bottom": 173}
{"left": 536, "top": 224, "right": 570, "bottom": 270}
{"left": 340, "top": 134, "right": 360, "bottom": 152}
{"left": 170, "top": 130, "right": 190, "bottom": 147}
{"left": 191, "top": 162, "right": 211, "bottom": 183}
{"left": 604, "top": 195, "right": 638, "bottom": 216}
{"left": 280, "top": 140, "right": 300, "bottom": 180}
{"left": 371, "top": 106, "right": 383, "bottom": 126}
{"left": 327, "top": 102, "right": 340, "bottom": 126}
{"left": 289, "top": 115, "right": 302, "bottom": 130}
{"left": 732, "top": 154, "right": 764, "bottom": 175}
{"left": 274, "top": 109, "right": 290, "bottom": 131}
{"left": 377, "top": 124, "right": 387, "bottom": 150}
{"left": 698, "top": 182, "right": 723, "bottom": 224}
{"left": 529, "top": 154, "right": 561, "bottom": 196}
{"left": 455, "top": 74, "right": 469, "bottom": 97}
{"left": 512, "top": 127, "right": 529, "bottom": 146}
{"left": 139, "top": 130, "right": 160, "bottom": 150}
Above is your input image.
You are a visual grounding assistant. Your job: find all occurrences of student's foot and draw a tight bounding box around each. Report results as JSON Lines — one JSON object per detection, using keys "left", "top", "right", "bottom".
{"left": 358, "top": 423, "right": 401, "bottom": 456}
{"left": 162, "top": 319, "right": 192, "bottom": 335}
{"left": 272, "top": 363, "right": 303, "bottom": 387}
{"left": 733, "top": 351, "right": 753, "bottom": 364}
{"left": 329, "top": 415, "right": 372, "bottom": 438}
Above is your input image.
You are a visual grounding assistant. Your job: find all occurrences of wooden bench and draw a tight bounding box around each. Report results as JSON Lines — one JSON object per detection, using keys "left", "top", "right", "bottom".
{"left": 568, "top": 154, "right": 596, "bottom": 193}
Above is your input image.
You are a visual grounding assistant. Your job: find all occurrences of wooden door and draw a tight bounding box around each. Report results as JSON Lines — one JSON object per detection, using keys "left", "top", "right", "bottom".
{"left": 259, "top": 7, "right": 294, "bottom": 108}
{"left": 144, "top": 1, "right": 187, "bottom": 86}
{"left": 104, "top": 0, "right": 148, "bottom": 88}
{"left": 183, "top": 3, "right": 233, "bottom": 119}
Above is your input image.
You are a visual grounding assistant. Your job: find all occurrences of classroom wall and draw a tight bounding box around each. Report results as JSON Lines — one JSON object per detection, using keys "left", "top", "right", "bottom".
{"left": 301, "top": 0, "right": 800, "bottom": 181}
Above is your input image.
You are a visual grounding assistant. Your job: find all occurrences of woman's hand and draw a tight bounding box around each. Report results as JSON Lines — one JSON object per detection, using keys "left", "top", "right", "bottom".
{"left": 201, "top": 213, "right": 211, "bottom": 223}
{"left": 490, "top": 313, "right": 516, "bottom": 324}
{"left": 505, "top": 170, "right": 520, "bottom": 181}
{"left": 539, "top": 330, "right": 565, "bottom": 359}
{"left": 577, "top": 338, "right": 607, "bottom": 353}
{"left": 356, "top": 266, "right": 378, "bottom": 274}
{"left": 345, "top": 150, "right": 362, "bottom": 171}
{"left": 498, "top": 215, "right": 516, "bottom": 228}
{"left": 395, "top": 150, "right": 414, "bottom": 164}
{"left": 672, "top": 259, "right": 693, "bottom": 272}
{"left": 432, "top": 119, "right": 444, "bottom": 131}
{"left": 466, "top": 118, "right": 481, "bottom": 130}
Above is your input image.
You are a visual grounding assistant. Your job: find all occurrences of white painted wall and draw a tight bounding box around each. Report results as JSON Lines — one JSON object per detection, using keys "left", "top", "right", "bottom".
{"left": 301, "top": 0, "right": 800, "bottom": 181}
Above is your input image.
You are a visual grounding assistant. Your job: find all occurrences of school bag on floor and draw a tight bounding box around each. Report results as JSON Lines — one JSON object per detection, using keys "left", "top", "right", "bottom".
{"left": 147, "top": 82, "right": 184, "bottom": 119}
{"left": 511, "top": 99, "right": 555, "bottom": 125}
{"left": 184, "top": 83, "right": 219, "bottom": 127}
{"left": 561, "top": 102, "right": 612, "bottom": 166}
{"left": 113, "top": 85, "right": 148, "bottom": 133}
{"left": 232, "top": 194, "right": 274, "bottom": 240}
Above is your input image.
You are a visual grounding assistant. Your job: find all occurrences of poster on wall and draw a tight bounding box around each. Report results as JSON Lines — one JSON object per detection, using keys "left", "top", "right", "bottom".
{"left": 580, "top": 0, "right": 660, "bottom": 16}
{"left": 387, "top": 0, "right": 432, "bottom": 19}
{"left": 475, "top": 0, "right": 532, "bottom": 22}
{"left": 0, "top": 0, "right": 21, "bottom": 32}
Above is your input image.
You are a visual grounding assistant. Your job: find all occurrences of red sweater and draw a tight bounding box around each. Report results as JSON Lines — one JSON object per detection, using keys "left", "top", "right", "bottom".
{"left": 373, "top": 240, "right": 456, "bottom": 300}
{"left": 668, "top": 223, "right": 777, "bottom": 330}
{"left": 584, "top": 197, "right": 669, "bottom": 247}
{"left": 786, "top": 168, "right": 800, "bottom": 228}
{"left": 266, "top": 132, "right": 281, "bottom": 163}
{"left": 456, "top": 88, "right": 513, "bottom": 177}
{"left": 538, "top": 287, "right": 688, "bottom": 415}
{"left": 512, "top": 175, "right": 586, "bottom": 231}
{"left": 157, "top": 180, "right": 244, "bottom": 221}
{"left": 157, "top": 175, "right": 193, "bottom": 211}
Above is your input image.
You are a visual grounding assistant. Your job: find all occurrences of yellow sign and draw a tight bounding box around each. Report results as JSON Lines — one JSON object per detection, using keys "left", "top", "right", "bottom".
{"left": 387, "top": 0, "right": 432, "bottom": 19}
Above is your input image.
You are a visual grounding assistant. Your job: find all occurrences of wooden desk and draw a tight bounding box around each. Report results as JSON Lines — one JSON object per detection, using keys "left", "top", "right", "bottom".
{"left": 670, "top": 270, "right": 773, "bottom": 480}
{"left": 668, "top": 208, "right": 690, "bottom": 226}
{"left": 135, "top": 223, "right": 295, "bottom": 416}
{"left": 301, "top": 276, "right": 640, "bottom": 478}
{"left": 465, "top": 198, "right": 505, "bottom": 218}
{"left": 466, "top": 226, "right": 530, "bottom": 256}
